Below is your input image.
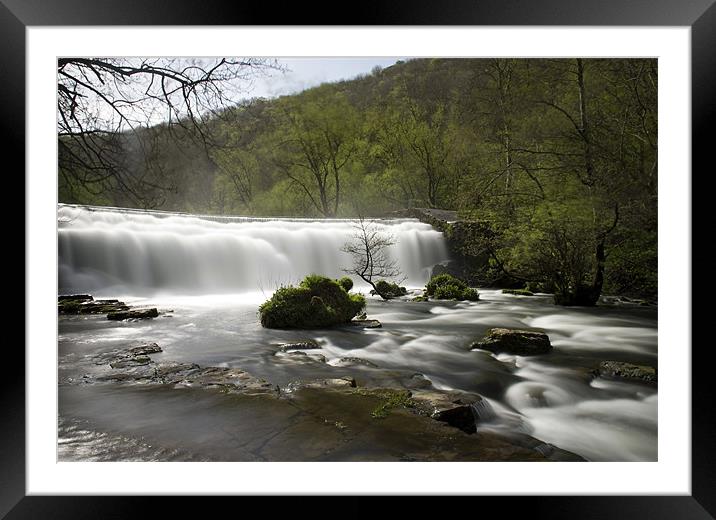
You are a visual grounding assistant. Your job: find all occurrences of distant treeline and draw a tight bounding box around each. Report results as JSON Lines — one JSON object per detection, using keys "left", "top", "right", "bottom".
{"left": 59, "top": 58, "right": 657, "bottom": 300}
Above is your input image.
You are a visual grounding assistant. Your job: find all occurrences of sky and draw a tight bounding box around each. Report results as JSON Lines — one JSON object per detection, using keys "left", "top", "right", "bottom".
{"left": 242, "top": 57, "right": 408, "bottom": 100}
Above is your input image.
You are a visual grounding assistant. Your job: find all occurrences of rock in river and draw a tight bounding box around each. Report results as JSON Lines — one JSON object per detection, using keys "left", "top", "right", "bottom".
{"left": 471, "top": 328, "right": 552, "bottom": 356}
{"left": 107, "top": 308, "right": 159, "bottom": 321}
{"left": 279, "top": 339, "right": 321, "bottom": 352}
{"left": 593, "top": 361, "right": 657, "bottom": 385}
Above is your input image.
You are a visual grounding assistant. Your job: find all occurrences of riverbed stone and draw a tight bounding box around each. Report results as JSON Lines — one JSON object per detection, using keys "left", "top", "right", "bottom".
{"left": 107, "top": 308, "right": 159, "bottom": 320}
{"left": 411, "top": 390, "right": 487, "bottom": 434}
{"left": 128, "top": 343, "right": 162, "bottom": 356}
{"left": 471, "top": 328, "right": 552, "bottom": 355}
{"left": 349, "top": 319, "right": 382, "bottom": 328}
{"left": 59, "top": 296, "right": 130, "bottom": 315}
{"left": 593, "top": 361, "right": 657, "bottom": 384}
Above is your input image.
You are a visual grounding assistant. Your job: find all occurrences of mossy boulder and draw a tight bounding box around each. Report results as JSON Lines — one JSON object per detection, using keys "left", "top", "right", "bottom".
{"left": 370, "top": 280, "right": 407, "bottom": 299}
{"left": 259, "top": 274, "right": 366, "bottom": 329}
{"left": 471, "top": 328, "right": 552, "bottom": 356}
{"left": 425, "top": 274, "right": 479, "bottom": 301}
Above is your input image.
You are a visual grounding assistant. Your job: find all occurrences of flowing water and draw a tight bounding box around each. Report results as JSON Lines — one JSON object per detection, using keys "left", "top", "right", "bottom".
{"left": 57, "top": 204, "right": 658, "bottom": 462}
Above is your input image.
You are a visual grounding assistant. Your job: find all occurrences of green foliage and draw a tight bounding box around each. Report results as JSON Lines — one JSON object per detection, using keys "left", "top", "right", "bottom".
{"left": 258, "top": 275, "right": 365, "bottom": 329}
{"left": 337, "top": 276, "right": 354, "bottom": 292}
{"left": 372, "top": 280, "right": 407, "bottom": 299}
{"left": 425, "top": 274, "right": 479, "bottom": 301}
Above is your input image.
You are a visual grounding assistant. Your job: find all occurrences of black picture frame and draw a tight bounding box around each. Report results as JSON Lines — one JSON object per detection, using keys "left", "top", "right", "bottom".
{"left": 4, "top": 0, "right": 710, "bottom": 515}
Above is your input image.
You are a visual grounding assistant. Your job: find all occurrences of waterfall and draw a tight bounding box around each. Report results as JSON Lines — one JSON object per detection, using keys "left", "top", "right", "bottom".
{"left": 58, "top": 204, "right": 450, "bottom": 296}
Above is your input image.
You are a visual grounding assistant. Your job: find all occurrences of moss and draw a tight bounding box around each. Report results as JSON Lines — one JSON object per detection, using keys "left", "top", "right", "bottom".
{"left": 502, "top": 288, "right": 534, "bottom": 296}
{"left": 337, "top": 276, "right": 354, "bottom": 292}
{"left": 425, "top": 274, "right": 479, "bottom": 301}
{"left": 371, "top": 279, "right": 408, "bottom": 299}
{"left": 411, "top": 295, "right": 429, "bottom": 302}
{"left": 351, "top": 388, "right": 416, "bottom": 419}
{"left": 371, "top": 390, "right": 415, "bottom": 418}
{"left": 259, "top": 274, "right": 366, "bottom": 329}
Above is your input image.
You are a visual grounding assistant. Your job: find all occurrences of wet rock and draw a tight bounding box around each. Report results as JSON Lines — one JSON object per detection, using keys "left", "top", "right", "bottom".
{"left": 411, "top": 390, "right": 487, "bottom": 434}
{"left": 335, "top": 357, "right": 379, "bottom": 368}
{"left": 276, "top": 351, "right": 327, "bottom": 364}
{"left": 107, "top": 308, "right": 159, "bottom": 321}
{"left": 128, "top": 343, "right": 162, "bottom": 356}
{"left": 279, "top": 339, "right": 321, "bottom": 351}
{"left": 471, "top": 328, "right": 552, "bottom": 356}
{"left": 349, "top": 319, "right": 382, "bottom": 329}
{"left": 406, "top": 373, "right": 433, "bottom": 389}
{"left": 501, "top": 288, "right": 534, "bottom": 296}
{"left": 302, "top": 377, "right": 357, "bottom": 389}
{"left": 59, "top": 294, "right": 93, "bottom": 302}
{"left": 593, "top": 361, "right": 657, "bottom": 385}
{"left": 411, "top": 295, "right": 429, "bottom": 302}
{"left": 109, "top": 356, "right": 152, "bottom": 369}
{"left": 180, "top": 366, "right": 276, "bottom": 396}
{"left": 59, "top": 296, "right": 130, "bottom": 315}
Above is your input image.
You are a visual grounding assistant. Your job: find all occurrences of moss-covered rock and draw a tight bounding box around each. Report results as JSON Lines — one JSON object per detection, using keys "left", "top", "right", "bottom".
{"left": 337, "top": 276, "right": 354, "bottom": 292}
{"left": 259, "top": 274, "right": 366, "bottom": 329}
{"left": 425, "top": 274, "right": 479, "bottom": 301}
{"left": 371, "top": 279, "right": 407, "bottom": 299}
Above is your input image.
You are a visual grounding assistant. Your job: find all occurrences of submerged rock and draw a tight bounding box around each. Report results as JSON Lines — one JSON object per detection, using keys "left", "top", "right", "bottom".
{"left": 107, "top": 308, "right": 159, "bottom": 321}
{"left": 301, "top": 377, "right": 357, "bottom": 389}
{"left": 335, "top": 357, "right": 379, "bottom": 368}
{"left": 593, "top": 361, "right": 657, "bottom": 384}
{"left": 471, "top": 328, "right": 552, "bottom": 356}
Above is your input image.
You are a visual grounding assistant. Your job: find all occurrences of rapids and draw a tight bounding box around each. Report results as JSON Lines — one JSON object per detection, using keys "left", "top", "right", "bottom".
{"left": 57, "top": 205, "right": 657, "bottom": 462}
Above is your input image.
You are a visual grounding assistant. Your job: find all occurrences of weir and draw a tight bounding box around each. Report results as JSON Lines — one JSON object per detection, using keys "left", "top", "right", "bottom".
{"left": 58, "top": 204, "right": 450, "bottom": 296}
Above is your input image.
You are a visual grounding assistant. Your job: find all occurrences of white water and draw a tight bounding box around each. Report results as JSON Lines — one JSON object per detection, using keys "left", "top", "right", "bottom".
{"left": 58, "top": 204, "right": 449, "bottom": 296}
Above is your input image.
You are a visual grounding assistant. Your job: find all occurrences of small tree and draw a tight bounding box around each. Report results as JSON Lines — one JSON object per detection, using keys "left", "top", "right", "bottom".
{"left": 341, "top": 218, "right": 404, "bottom": 300}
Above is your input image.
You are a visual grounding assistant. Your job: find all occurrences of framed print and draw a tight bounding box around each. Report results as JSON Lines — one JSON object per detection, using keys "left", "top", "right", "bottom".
{"left": 5, "top": 0, "right": 711, "bottom": 515}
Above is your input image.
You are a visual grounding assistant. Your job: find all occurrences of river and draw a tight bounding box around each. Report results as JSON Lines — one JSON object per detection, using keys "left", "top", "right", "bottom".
{"left": 57, "top": 205, "right": 657, "bottom": 462}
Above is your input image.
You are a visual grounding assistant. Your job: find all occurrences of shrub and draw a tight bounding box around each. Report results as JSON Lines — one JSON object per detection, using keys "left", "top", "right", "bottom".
{"left": 425, "top": 274, "right": 479, "bottom": 301}
{"left": 337, "top": 276, "right": 354, "bottom": 292}
{"left": 259, "top": 274, "right": 365, "bottom": 329}
{"left": 371, "top": 279, "right": 407, "bottom": 299}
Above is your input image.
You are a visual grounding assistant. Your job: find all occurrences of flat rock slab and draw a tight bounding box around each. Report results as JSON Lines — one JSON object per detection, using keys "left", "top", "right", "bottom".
{"left": 59, "top": 298, "right": 130, "bottom": 315}
{"left": 471, "top": 328, "right": 552, "bottom": 355}
{"left": 593, "top": 361, "right": 657, "bottom": 385}
{"left": 107, "top": 308, "right": 159, "bottom": 320}
{"left": 349, "top": 319, "right": 382, "bottom": 328}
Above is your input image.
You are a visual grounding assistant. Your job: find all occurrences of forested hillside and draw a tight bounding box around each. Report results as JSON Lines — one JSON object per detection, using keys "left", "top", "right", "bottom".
{"left": 58, "top": 58, "right": 657, "bottom": 300}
